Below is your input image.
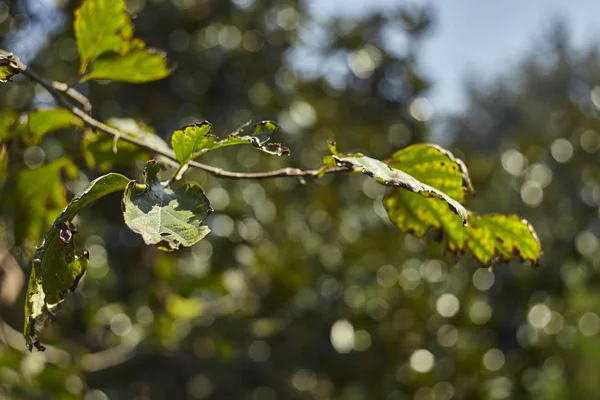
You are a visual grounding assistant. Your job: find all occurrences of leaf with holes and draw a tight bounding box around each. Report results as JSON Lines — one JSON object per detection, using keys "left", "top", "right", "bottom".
{"left": 0, "top": 52, "right": 21, "bottom": 82}
{"left": 328, "top": 142, "right": 468, "bottom": 225}
{"left": 383, "top": 144, "right": 542, "bottom": 266}
{"left": 24, "top": 172, "right": 130, "bottom": 351}
{"left": 171, "top": 121, "right": 215, "bottom": 165}
{"left": 170, "top": 120, "right": 290, "bottom": 162}
{"left": 121, "top": 160, "right": 213, "bottom": 251}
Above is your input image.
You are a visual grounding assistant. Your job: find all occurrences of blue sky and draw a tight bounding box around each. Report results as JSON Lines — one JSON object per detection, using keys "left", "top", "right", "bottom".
{"left": 307, "top": 0, "right": 600, "bottom": 115}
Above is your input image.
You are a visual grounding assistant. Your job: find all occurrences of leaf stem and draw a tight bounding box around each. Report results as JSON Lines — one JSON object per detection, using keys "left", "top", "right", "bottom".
{"left": 4, "top": 49, "right": 352, "bottom": 181}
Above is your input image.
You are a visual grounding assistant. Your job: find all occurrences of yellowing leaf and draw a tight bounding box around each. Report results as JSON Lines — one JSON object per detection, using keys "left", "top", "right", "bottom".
{"left": 386, "top": 143, "right": 473, "bottom": 202}
{"left": 82, "top": 48, "right": 171, "bottom": 83}
{"left": 27, "top": 108, "right": 83, "bottom": 144}
{"left": 461, "top": 214, "right": 541, "bottom": 264}
{"left": 329, "top": 143, "right": 468, "bottom": 225}
{"left": 74, "top": 0, "right": 133, "bottom": 73}
{"left": 171, "top": 122, "right": 214, "bottom": 165}
{"left": 383, "top": 144, "right": 542, "bottom": 266}
{"left": 121, "top": 160, "right": 213, "bottom": 251}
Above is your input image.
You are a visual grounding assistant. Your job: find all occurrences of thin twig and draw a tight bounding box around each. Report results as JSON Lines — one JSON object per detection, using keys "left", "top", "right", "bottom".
{"left": 50, "top": 81, "right": 92, "bottom": 115}
{"left": 4, "top": 50, "right": 353, "bottom": 180}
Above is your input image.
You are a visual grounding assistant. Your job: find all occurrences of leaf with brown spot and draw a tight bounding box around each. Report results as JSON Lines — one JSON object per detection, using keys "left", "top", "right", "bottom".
{"left": 383, "top": 144, "right": 542, "bottom": 267}
{"left": 24, "top": 172, "right": 130, "bottom": 350}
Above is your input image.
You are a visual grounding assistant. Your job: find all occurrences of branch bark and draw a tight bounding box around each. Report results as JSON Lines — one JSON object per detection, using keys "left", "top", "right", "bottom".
{"left": 5, "top": 50, "right": 352, "bottom": 180}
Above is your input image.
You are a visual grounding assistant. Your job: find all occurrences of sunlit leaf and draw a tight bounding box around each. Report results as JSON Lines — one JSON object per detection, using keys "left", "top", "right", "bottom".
{"left": 252, "top": 120, "right": 278, "bottom": 137}
{"left": 121, "top": 160, "right": 213, "bottom": 251}
{"left": 0, "top": 52, "right": 21, "bottom": 82}
{"left": 166, "top": 294, "right": 204, "bottom": 320}
{"left": 383, "top": 144, "right": 542, "bottom": 266}
{"left": 74, "top": 0, "right": 133, "bottom": 73}
{"left": 108, "top": 117, "right": 172, "bottom": 154}
{"left": 27, "top": 108, "right": 83, "bottom": 144}
{"left": 14, "top": 159, "right": 79, "bottom": 247}
{"left": 24, "top": 172, "right": 130, "bottom": 351}
{"left": 82, "top": 131, "right": 143, "bottom": 172}
{"left": 83, "top": 118, "right": 169, "bottom": 171}
{"left": 170, "top": 120, "right": 290, "bottom": 162}
{"left": 171, "top": 121, "right": 214, "bottom": 165}
{"left": 0, "top": 109, "right": 21, "bottom": 140}
{"left": 386, "top": 143, "right": 474, "bottom": 202}
{"left": 0, "top": 145, "right": 7, "bottom": 187}
{"left": 329, "top": 143, "right": 468, "bottom": 224}
{"left": 82, "top": 48, "right": 171, "bottom": 83}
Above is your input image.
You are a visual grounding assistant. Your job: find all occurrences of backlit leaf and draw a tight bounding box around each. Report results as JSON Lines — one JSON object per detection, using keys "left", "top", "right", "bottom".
{"left": 27, "top": 108, "right": 83, "bottom": 144}
{"left": 24, "top": 173, "right": 130, "bottom": 351}
{"left": 171, "top": 121, "right": 214, "bottom": 165}
{"left": 169, "top": 120, "right": 290, "bottom": 162}
{"left": 82, "top": 48, "right": 171, "bottom": 83}
{"left": 329, "top": 143, "right": 468, "bottom": 225}
{"left": 166, "top": 294, "right": 204, "bottom": 320}
{"left": 252, "top": 120, "right": 278, "bottom": 137}
{"left": 82, "top": 118, "right": 170, "bottom": 171}
{"left": 74, "top": 0, "right": 133, "bottom": 73}
{"left": 383, "top": 144, "right": 542, "bottom": 266}
{"left": 121, "top": 160, "right": 213, "bottom": 251}
{"left": 0, "top": 145, "right": 7, "bottom": 187}
{"left": 14, "top": 159, "right": 79, "bottom": 247}
{"left": 0, "top": 108, "right": 22, "bottom": 140}
{"left": 386, "top": 143, "right": 474, "bottom": 202}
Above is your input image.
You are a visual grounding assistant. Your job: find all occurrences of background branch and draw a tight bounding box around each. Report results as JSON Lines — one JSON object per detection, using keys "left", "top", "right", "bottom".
{"left": 6, "top": 51, "right": 352, "bottom": 180}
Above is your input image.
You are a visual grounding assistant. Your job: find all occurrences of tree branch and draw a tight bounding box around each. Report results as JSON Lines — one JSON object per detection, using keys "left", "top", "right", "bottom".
{"left": 50, "top": 81, "right": 92, "bottom": 115}
{"left": 6, "top": 50, "right": 352, "bottom": 180}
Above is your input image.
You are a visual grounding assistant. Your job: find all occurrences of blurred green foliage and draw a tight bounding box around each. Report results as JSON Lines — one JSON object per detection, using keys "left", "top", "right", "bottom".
{"left": 0, "top": 1, "right": 597, "bottom": 400}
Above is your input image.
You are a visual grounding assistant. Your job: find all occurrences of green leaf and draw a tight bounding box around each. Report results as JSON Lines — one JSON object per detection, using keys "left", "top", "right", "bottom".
{"left": 14, "top": 159, "right": 79, "bottom": 247}
{"left": 82, "top": 118, "right": 170, "bottom": 171}
{"left": 169, "top": 120, "right": 290, "bottom": 162}
{"left": 329, "top": 143, "right": 469, "bottom": 225}
{"left": 171, "top": 121, "right": 214, "bottom": 165}
{"left": 121, "top": 160, "right": 213, "bottom": 251}
{"left": 73, "top": 0, "right": 133, "bottom": 73}
{"left": 383, "top": 144, "right": 542, "bottom": 266}
{"left": 82, "top": 131, "right": 143, "bottom": 172}
{"left": 252, "top": 120, "right": 278, "bottom": 137}
{"left": 27, "top": 109, "right": 83, "bottom": 144}
{"left": 0, "top": 145, "right": 7, "bottom": 187}
{"left": 0, "top": 109, "right": 26, "bottom": 141}
{"left": 60, "top": 173, "right": 131, "bottom": 221}
{"left": 220, "top": 121, "right": 291, "bottom": 156}
{"left": 24, "top": 172, "right": 130, "bottom": 351}
{"left": 108, "top": 117, "right": 172, "bottom": 154}
{"left": 0, "top": 52, "right": 21, "bottom": 82}
{"left": 81, "top": 48, "right": 171, "bottom": 83}
{"left": 166, "top": 294, "right": 204, "bottom": 320}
